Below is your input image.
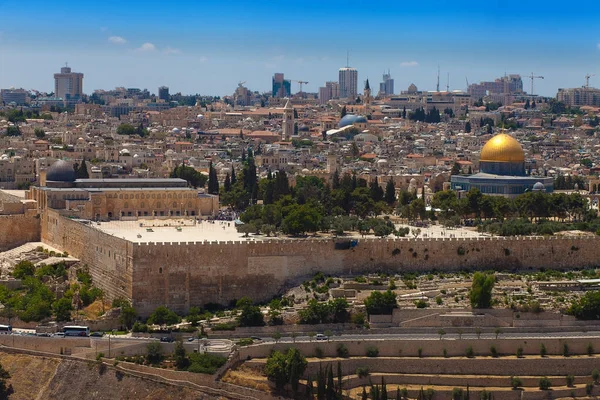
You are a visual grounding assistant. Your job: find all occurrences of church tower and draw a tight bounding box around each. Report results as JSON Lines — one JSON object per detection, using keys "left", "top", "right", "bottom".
{"left": 363, "top": 79, "right": 372, "bottom": 114}
{"left": 282, "top": 98, "right": 294, "bottom": 141}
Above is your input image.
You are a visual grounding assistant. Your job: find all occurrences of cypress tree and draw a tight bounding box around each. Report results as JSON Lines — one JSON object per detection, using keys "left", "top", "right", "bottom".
{"left": 326, "top": 364, "right": 335, "bottom": 400}
{"left": 317, "top": 364, "right": 326, "bottom": 400}
{"left": 381, "top": 377, "right": 387, "bottom": 400}
{"left": 385, "top": 179, "right": 396, "bottom": 205}
{"left": 208, "top": 162, "right": 219, "bottom": 195}
{"left": 332, "top": 169, "right": 340, "bottom": 189}
{"left": 362, "top": 386, "right": 368, "bottom": 400}
{"left": 337, "top": 361, "right": 342, "bottom": 397}
{"left": 306, "top": 374, "right": 313, "bottom": 399}
{"left": 231, "top": 167, "right": 237, "bottom": 185}
{"left": 224, "top": 173, "right": 231, "bottom": 192}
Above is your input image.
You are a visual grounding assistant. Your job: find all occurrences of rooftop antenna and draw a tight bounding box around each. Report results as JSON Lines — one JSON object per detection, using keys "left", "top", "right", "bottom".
{"left": 446, "top": 72, "right": 450, "bottom": 92}
{"left": 346, "top": 51, "right": 350, "bottom": 68}
{"left": 436, "top": 65, "right": 440, "bottom": 92}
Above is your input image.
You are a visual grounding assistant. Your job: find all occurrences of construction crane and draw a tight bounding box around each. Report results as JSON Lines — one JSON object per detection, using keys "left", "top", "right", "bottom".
{"left": 237, "top": 81, "right": 247, "bottom": 87}
{"left": 465, "top": 77, "right": 469, "bottom": 90}
{"left": 526, "top": 72, "right": 544, "bottom": 96}
{"left": 291, "top": 80, "right": 308, "bottom": 93}
{"left": 585, "top": 74, "right": 596, "bottom": 89}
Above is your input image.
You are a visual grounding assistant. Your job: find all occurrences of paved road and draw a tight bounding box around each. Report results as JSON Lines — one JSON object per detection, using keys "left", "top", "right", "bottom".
{"left": 256, "top": 330, "right": 600, "bottom": 343}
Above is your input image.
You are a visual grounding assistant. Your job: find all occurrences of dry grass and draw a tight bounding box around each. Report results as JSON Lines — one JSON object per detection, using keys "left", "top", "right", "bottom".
{"left": 221, "top": 365, "right": 271, "bottom": 392}
{"left": 80, "top": 299, "right": 106, "bottom": 320}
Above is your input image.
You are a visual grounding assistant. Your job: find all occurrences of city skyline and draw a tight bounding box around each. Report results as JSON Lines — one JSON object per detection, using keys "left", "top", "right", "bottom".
{"left": 1, "top": 0, "right": 600, "bottom": 96}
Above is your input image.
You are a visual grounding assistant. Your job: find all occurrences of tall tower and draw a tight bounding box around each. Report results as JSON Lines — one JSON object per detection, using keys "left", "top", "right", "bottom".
{"left": 282, "top": 99, "right": 294, "bottom": 141}
{"left": 54, "top": 64, "right": 84, "bottom": 104}
{"left": 339, "top": 67, "right": 358, "bottom": 99}
{"left": 363, "top": 79, "right": 372, "bottom": 114}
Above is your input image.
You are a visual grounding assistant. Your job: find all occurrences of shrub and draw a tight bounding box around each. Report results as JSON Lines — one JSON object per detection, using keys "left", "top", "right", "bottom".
{"left": 490, "top": 346, "right": 498, "bottom": 358}
{"left": 466, "top": 346, "right": 474, "bottom": 358}
{"left": 356, "top": 367, "right": 370, "bottom": 378}
{"left": 435, "top": 296, "right": 443, "bottom": 305}
{"left": 563, "top": 343, "right": 569, "bottom": 357}
{"left": 586, "top": 382, "right": 594, "bottom": 395}
{"left": 96, "top": 352, "right": 104, "bottom": 361}
{"left": 592, "top": 368, "right": 600, "bottom": 383}
{"left": 417, "top": 347, "right": 423, "bottom": 358}
{"left": 540, "top": 343, "right": 547, "bottom": 357}
{"left": 187, "top": 352, "right": 227, "bottom": 375}
{"left": 587, "top": 343, "right": 594, "bottom": 356}
{"left": 516, "top": 346, "right": 523, "bottom": 358}
{"left": 566, "top": 375, "right": 575, "bottom": 387}
{"left": 451, "top": 388, "right": 464, "bottom": 400}
{"left": 236, "top": 338, "right": 254, "bottom": 347}
{"left": 366, "top": 347, "right": 379, "bottom": 358}
{"left": 314, "top": 347, "right": 324, "bottom": 358}
{"left": 415, "top": 299, "right": 429, "bottom": 308}
{"left": 443, "top": 348, "right": 448, "bottom": 358}
{"left": 539, "top": 377, "right": 551, "bottom": 390}
{"left": 336, "top": 343, "right": 349, "bottom": 358}
{"left": 510, "top": 376, "right": 523, "bottom": 389}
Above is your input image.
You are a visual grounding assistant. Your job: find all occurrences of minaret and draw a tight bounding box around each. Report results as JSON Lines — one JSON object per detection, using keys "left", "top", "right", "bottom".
{"left": 282, "top": 98, "right": 294, "bottom": 141}
{"left": 363, "top": 79, "right": 372, "bottom": 114}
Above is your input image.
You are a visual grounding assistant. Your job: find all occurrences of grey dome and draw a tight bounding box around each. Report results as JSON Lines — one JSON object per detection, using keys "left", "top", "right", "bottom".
{"left": 46, "top": 160, "right": 76, "bottom": 182}
{"left": 338, "top": 114, "right": 368, "bottom": 128}
{"left": 532, "top": 182, "right": 545, "bottom": 191}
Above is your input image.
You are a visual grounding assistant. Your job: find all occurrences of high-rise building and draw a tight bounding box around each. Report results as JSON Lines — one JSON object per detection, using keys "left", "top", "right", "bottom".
{"left": 0, "top": 88, "right": 27, "bottom": 105}
{"left": 339, "top": 67, "right": 358, "bottom": 99}
{"left": 272, "top": 73, "right": 291, "bottom": 98}
{"left": 326, "top": 81, "right": 340, "bottom": 99}
{"left": 467, "top": 74, "right": 523, "bottom": 98}
{"left": 318, "top": 87, "right": 331, "bottom": 105}
{"left": 557, "top": 87, "right": 600, "bottom": 107}
{"left": 379, "top": 71, "right": 394, "bottom": 96}
{"left": 158, "top": 86, "right": 169, "bottom": 102}
{"left": 54, "top": 65, "right": 83, "bottom": 103}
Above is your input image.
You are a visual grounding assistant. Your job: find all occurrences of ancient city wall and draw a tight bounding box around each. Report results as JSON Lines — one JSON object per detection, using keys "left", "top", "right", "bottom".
{"left": 41, "top": 210, "right": 133, "bottom": 301}
{"left": 0, "top": 214, "right": 40, "bottom": 251}
{"left": 132, "top": 235, "right": 600, "bottom": 316}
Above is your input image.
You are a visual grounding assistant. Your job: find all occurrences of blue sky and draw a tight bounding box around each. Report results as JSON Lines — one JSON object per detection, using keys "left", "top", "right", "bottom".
{"left": 1, "top": 0, "right": 600, "bottom": 97}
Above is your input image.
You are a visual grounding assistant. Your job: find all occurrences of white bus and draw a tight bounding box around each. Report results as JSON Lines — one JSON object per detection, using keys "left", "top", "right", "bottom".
{"left": 63, "top": 325, "right": 90, "bottom": 337}
{"left": 0, "top": 325, "right": 12, "bottom": 334}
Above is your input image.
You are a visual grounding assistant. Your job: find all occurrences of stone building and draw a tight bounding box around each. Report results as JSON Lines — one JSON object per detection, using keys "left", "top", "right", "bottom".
{"left": 28, "top": 160, "right": 218, "bottom": 220}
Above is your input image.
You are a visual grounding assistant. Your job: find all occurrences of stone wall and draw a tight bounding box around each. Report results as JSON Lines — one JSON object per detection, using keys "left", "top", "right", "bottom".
{"left": 41, "top": 209, "right": 133, "bottom": 302}
{"left": 36, "top": 212, "right": 600, "bottom": 316}
{"left": 0, "top": 214, "right": 40, "bottom": 251}
{"left": 131, "top": 236, "right": 600, "bottom": 316}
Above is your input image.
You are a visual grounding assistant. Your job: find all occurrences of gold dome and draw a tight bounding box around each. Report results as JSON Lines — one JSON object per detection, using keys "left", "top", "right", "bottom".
{"left": 480, "top": 133, "right": 524, "bottom": 163}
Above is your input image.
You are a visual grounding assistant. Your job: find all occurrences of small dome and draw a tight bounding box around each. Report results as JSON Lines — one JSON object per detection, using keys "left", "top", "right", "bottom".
{"left": 119, "top": 149, "right": 130, "bottom": 155}
{"left": 533, "top": 182, "right": 545, "bottom": 191}
{"left": 298, "top": 124, "right": 309, "bottom": 132}
{"left": 46, "top": 160, "right": 75, "bottom": 182}
{"left": 480, "top": 133, "right": 525, "bottom": 163}
{"left": 172, "top": 127, "right": 180, "bottom": 133}
{"left": 407, "top": 83, "right": 418, "bottom": 93}
{"left": 338, "top": 114, "right": 368, "bottom": 128}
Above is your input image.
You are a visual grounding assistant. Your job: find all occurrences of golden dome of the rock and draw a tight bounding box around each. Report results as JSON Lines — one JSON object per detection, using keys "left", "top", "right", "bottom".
{"left": 480, "top": 133, "right": 525, "bottom": 163}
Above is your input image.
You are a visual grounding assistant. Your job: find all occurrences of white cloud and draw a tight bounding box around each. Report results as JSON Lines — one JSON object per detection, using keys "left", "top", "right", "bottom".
{"left": 400, "top": 61, "right": 419, "bottom": 67}
{"left": 136, "top": 42, "right": 157, "bottom": 52}
{"left": 164, "top": 47, "right": 182, "bottom": 55}
{"left": 199, "top": 56, "right": 208, "bottom": 63}
{"left": 108, "top": 36, "right": 127, "bottom": 44}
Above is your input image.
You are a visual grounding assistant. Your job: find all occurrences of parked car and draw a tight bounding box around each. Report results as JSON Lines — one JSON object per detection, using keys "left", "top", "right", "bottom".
{"left": 315, "top": 334, "right": 328, "bottom": 341}
{"left": 90, "top": 332, "right": 104, "bottom": 337}
{"left": 54, "top": 332, "right": 65, "bottom": 338}
{"left": 160, "top": 336, "right": 175, "bottom": 343}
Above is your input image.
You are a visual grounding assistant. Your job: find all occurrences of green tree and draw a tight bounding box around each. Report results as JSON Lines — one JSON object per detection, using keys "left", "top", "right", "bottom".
{"left": 465, "top": 121, "right": 471, "bottom": 133}
{"left": 116, "top": 123, "right": 137, "bottom": 135}
{"left": 170, "top": 164, "right": 207, "bottom": 188}
{"left": 52, "top": 297, "right": 73, "bottom": 322}
{"left": 238, "top": 300, "right": 264, "bottom": 327}
{"left": 147, "top": 306, "right": 180, "bottom": 326}
{"left": 451, "top": 162, "right": 461, "bottom": 176}
{"left": 207, "top": 162, "right": 219, "bottom": 195}
{"left": 12, "top": 260, "right": 35, "bottom": 279}
{"left": 0, "top": 362, "right": 12, "bottom": 400}
{"left": 146, "top": 341, "right": 162, "bottom": 364}
{"left": 117, "top": 300, "right": 137, "bottom": 329}
{"left": 385, "top": 179, "right": 396, "bottom": 205}
{"left": 364, "top": 290, "right": 397, "bottom": 315}
{"left": 77, "top": 159, "right": 89, "bottom": 179}
{"left": 568, "top": 291, "right": 600, "bottom": 319}
{"left": 34, "top": 128, "right": 45, "bottom": 139}
{"left": 340, "top": 105, "right": 347, "bottom": 118}
{"left": 469, "top": 272, "right": 495, "bottom": 308}
{"left": 281, "top": 204, "right": 322, "bottom": 235}
{"left": 174, "top": 340, "right": 189, "bottom": 369}
{"left": 265, "top": 348, "right": 307, "bottom": 391}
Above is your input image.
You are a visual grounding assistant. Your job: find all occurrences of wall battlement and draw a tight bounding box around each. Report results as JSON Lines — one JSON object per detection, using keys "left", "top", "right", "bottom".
{"left": 38, "top": 212, "right": 600, "bottom": 317}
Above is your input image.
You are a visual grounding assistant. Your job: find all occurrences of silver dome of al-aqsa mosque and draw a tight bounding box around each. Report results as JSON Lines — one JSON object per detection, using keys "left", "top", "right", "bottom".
{"left": 46, "top": 160, "right": 76, "bottom": 182}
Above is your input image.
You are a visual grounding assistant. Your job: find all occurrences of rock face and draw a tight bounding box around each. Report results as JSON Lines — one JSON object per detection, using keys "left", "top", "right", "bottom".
{"left": 0, "top": 352, "right": 220, "bottom": 400}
